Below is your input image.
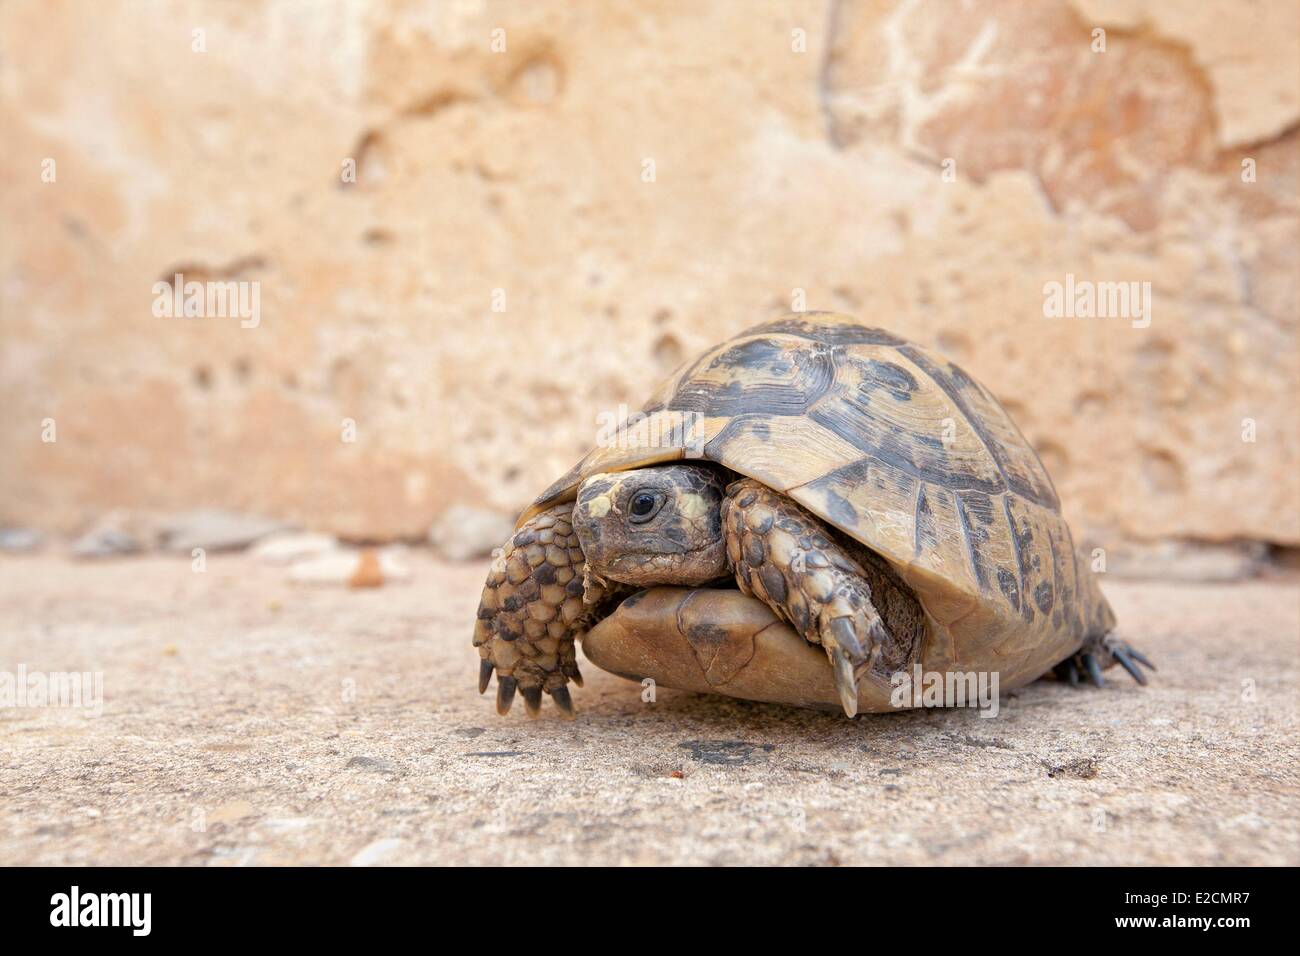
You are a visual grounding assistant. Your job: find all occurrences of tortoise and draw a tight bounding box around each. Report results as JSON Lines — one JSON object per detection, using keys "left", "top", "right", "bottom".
{"left": 473, "top": 312, "right": 1152, "bottom": 718}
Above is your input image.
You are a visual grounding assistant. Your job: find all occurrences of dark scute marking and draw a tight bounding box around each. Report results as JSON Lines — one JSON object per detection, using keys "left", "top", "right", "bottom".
{"left": 913, "top": 484, "right": 937, "bottom": 557}
{"left": 502, "top": 596, "right": 520, "bottom": 612}
{"left": 742, "top": 534, "right": 765, "bottom": 568}
{"left": 742, "top": 316, "right": 907, "bottom": 347}
{"left": 758, "top": 564, "right": 787, "bottom": 603}
{"left": 669, "top": 343, "right": 835, "bottom": 418}
{"left": 806, "top": 447, "right": 1008, "bottom": 515}
{"left": 1045, "top": 524, "right": 1077, "bottom": 637}
{"left": 955, "top": 491, "right": 994, "bottom": 590}
{"left": 801, "top": 456, "right": 865, "bottom": 488}
{"left": 897, "top": 345, "right": 1057, "bottom": 509}
{"left": 806, "top": 402, "right": 1007, "bottom": 496}
{"left": 1035, "top": 581, "right": 1054, "bottom": 614}
{"left": 1050, "top": 520, "right": 1081, "bottom": 639}
{"left": 703, "top": 416, "right": 776, "bottom": 463}
{"left": 859, "top": 359, "right": 918, "bottom": 402}
{"left": 747, "top": 511, "right": 773, "bottom": 535}
{"left": 956, "top": 489, "right": 993, "bottom": 528}
{"left": 680, "top": 740, "right": 775, "bottom": 766}
{"left": 996, "top": 567, "right": 1021, "bottom": 613}
{"left": 824, "top": 489, "right": 858, "bottom": 528}
{"left": 707, "top": 337, "right": 793, "bottom": 374}
{"left": 533, "top": 562, "right": 557, "bottom": 586}
{"left": 514, "top": 531, "right": 536, "bottom": 546}
{"left": 1002, "top": 497, "right": 1033, "bottom": 621}
{"left": 565, "top": 578, "right": 585, "bottom": 596}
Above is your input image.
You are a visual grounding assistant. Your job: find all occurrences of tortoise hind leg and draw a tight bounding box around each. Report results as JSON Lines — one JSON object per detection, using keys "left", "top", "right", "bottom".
{"left": 721, "top": 479, "right": 918, "bottom": 718}
{"left": 1054, "top": 633, "right": 1155, "bottom": 688}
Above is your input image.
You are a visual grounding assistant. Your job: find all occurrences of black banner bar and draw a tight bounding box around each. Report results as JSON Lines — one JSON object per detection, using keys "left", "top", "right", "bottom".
{"left": 0, "top": 866, "right": 1284, "bottom": 941}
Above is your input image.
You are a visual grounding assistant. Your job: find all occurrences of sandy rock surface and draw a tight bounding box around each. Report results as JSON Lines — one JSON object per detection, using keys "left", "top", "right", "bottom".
{"left": 1, "top": 554, "right": 1295, "bottom": 866}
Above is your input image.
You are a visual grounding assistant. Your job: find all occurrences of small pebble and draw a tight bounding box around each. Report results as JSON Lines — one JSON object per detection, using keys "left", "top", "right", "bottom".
{"left": 289, "top": 549, "right": 409, "bottom": 588}
{"left": 71, "top": 529, "right": 141, "bottom": 559}
{"left": 250, "top": 532, "right": 338, "bottom": 564}
{"left": 428, "top": 505, "right": 516, "bottom": 561}
{"left": 159, "top": 510, "right": 289, "bottom": 553}
{"left": 0, "top": 528, "right": 44, "bottom": 553}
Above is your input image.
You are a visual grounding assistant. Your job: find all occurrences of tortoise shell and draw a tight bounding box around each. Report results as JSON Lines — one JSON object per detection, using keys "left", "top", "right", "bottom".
{"left": 521, "top": 312, "right": 1114, "bottom": 687}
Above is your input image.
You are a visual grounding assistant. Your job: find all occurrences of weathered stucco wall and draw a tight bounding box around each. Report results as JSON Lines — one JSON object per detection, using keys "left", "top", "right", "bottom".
{"left": 1, "top": 0, "right": 1297, "bottom": 546}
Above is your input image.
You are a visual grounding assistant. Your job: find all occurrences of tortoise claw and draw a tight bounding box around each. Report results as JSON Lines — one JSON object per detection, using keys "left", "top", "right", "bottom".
{"left": 1057, "top": 635, "right": 1154, "bottom": 690}
{"left": 478, "top": 659, "right": 495, "bottom": 695}
{"left": 828, "top": 648, "right": 860, "bottom": 718}
{"left": 495, "top": 676, "right": 518, "bottom": 715}
{"left": 490, "top": 670, "right": 577, "bottom": 719}
{"left": 550, "top": 685, "right": 576, "bottom": 719}
{"left": 521, "top": 685, "right": 544, "bottom": 718}
{"left": 1125, "top": 646, "right": 1156, "bottom": 671}
{"left": 1083, "top": 652, "right": 1105, "bottom": 688}
{"left": 1105, "top": 636, "right": 1155, "bottom": 683}
{"left": 1113, "top": 647, "right": 1148, "bottom": 686}
{"left": 829, "top": 617, "right": 866, "bottom": 660}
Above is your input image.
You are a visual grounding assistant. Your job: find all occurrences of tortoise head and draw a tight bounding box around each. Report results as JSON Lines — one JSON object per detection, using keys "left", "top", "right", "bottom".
{"left": 574, "top": 464, "right": 729, "bottom": 587}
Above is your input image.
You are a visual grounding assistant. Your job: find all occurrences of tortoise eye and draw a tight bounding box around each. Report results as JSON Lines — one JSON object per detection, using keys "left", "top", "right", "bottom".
{"left": 628, "top": 490, "right": 664, "bottom": 523}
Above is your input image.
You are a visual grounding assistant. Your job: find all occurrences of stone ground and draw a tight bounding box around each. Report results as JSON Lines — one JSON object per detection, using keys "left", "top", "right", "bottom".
{"left": 1, "top": 553, "right": 1296, "bottom": 866}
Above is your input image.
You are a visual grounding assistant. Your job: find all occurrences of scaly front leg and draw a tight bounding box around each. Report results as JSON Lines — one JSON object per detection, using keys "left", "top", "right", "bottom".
{"left": 473, "top": 503, "right": 618, "bottom": 718}
{"left": 722, "top": 479, "right": 906, "bottom": 718}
